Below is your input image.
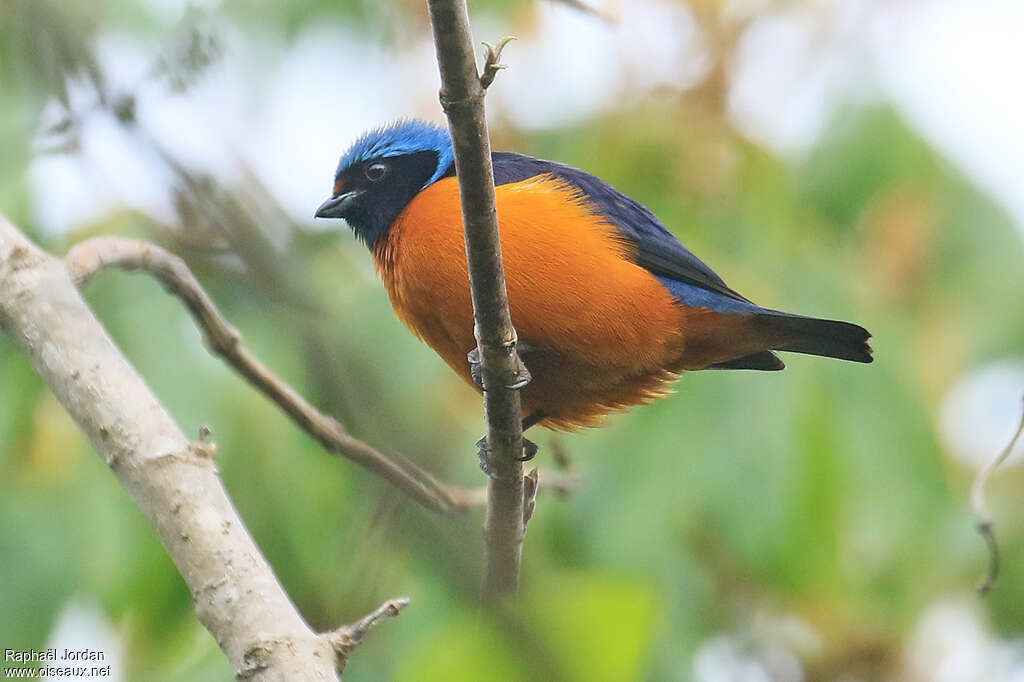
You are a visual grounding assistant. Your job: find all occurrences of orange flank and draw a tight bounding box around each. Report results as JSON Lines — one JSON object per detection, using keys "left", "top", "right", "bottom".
{"left": 374, "top": 174, "right": 691, "bottom": 430}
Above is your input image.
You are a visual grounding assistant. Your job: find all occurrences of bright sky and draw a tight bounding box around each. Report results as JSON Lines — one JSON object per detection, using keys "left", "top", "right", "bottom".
{"left": 30, "top": 0, "right": 1024, "bottom": 238}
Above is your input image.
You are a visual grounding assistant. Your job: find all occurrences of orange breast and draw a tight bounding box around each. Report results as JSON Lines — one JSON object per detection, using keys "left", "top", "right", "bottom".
{"left": 373, "top": 174, "right": 687, "bottom": 430}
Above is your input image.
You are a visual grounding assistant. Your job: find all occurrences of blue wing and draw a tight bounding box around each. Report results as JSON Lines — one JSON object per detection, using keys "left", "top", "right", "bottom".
{"left": 490, "top": 152, "right": 753, "bottom": 308}
{"left": 483, "top": 153, "right": 871, "bottom": 367}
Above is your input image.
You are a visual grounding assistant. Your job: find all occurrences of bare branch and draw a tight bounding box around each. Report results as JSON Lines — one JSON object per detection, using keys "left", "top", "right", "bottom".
{"left": 66, "top": 236, "right": 466, "bottom": 515}
{"left": 426, "top": 0, "right": 530, "bottom": 602}
{"left": 67, "top": 236, "right": 241, "bottom": 348}
{"left": 0, "top": 215, "right": 351, "bottom": 679}
{"left": 327, "top": 597, "right": 411, "bottom": 671}
{"left": 971, "top": 393, "right": 1024, "bottom": 595}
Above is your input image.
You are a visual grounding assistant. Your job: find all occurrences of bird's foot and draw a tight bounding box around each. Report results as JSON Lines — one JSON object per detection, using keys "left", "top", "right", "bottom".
{"left": 507, "top": 361, "right": 532, "bottom": 390}
{"left": 467, "top": 345, "right": 533, "bottom": 391}
{"left": 468, "top": 347, "right": 485, "bottom": 390}
{"left": 476, "top": 436, "right": 496, "bottom": 479}
{"left": 477, "top": 435, "right": 539, "bottom": 479}
{"left": 519, "top": 437, "right": 539, "bottom": 462}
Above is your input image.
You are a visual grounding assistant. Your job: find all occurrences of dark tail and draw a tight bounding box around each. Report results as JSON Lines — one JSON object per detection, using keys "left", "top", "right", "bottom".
{"left": 754, "top": 311, "right": 873, "bottom": 363}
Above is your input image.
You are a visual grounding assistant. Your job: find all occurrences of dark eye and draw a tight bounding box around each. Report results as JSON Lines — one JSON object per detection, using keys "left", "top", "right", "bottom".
{"left": 365, "top": 163, "right": 388, "bottom": 182}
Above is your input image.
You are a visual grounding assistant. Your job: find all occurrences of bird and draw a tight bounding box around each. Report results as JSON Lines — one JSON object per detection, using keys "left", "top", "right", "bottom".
{"left": 315, "top": 119, "right": 872, "bottom": 439}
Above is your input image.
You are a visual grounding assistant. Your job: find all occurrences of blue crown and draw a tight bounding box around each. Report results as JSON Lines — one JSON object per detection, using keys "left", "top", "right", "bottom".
{"left": 336, "top": 119, "right": 454, "bottom": 189}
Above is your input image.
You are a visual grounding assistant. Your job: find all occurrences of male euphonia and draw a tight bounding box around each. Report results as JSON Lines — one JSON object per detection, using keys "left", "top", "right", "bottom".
{"left": 316, "top": 120, "right": 872, "bottom": 433}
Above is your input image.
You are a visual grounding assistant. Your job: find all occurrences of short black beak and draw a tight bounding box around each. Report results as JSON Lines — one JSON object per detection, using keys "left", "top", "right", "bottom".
{"left": 314, "top": 190, "right": 363, "bottom": 219}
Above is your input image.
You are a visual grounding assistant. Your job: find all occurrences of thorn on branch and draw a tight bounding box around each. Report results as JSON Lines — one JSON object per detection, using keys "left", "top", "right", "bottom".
{"left": 971, "top": 393, "right": 1024, "bottom": 596}
{"left": 327, "top": 597, "right": 411, "bottom": 670}
{"left": 480, "top": 36, "right": 515, "bottom": 89}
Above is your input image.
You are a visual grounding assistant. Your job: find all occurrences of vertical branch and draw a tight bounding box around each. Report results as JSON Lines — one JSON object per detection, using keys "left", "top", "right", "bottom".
{"left": 425, "top": 0, "right": 527, "bottom": 600}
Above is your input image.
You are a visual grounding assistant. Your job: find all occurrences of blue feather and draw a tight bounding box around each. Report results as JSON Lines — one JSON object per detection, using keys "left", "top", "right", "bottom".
{"left": 490, "top": 152, "right": 752, "bottom": 307}
{"left": 654, "top": 277, "right": 761, "bottom": 314}
{"left": 335, "top": 120, "right": 454, "bottom": 189}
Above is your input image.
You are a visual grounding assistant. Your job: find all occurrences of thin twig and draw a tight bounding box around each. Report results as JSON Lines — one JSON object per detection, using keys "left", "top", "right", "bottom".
{"left": 444, "top": 469, "right": 581, "bottom": 508}
{"left": 971, "top": 393, "right": 1024, "bottom": 595}
{"left": 327, "top": 597, "right": 411, "bottom": 672}
{"left": 426, "top": 0, "right": 530, "bottom": 602}
{"left": 65, "top": 236, "right": 464, "bottom": 515}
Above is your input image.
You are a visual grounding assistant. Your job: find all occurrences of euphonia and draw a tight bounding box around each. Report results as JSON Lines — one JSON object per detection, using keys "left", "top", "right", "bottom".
{"left": 316, "top": 120, "right": 872, "bottom": 434}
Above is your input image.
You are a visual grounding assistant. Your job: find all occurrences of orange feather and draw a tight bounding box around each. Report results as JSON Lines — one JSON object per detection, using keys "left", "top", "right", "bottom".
{"left": 373, "top": 174, "right": 692, "bottom": 430}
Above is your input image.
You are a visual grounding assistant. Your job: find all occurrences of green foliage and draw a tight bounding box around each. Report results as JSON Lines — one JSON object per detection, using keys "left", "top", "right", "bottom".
{"left": 2, "top": 3, "right": 1023, "bottom": 681}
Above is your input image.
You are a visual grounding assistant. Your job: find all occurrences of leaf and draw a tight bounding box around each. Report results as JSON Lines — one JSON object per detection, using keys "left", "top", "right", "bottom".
{"left": 525, "top": 572, "right": 659, "bottom": 682}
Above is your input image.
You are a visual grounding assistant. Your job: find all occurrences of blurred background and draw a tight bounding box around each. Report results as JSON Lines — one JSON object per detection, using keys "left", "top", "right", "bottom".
{"left": 2, "top": 0, "right": 1024, "bottom": 680}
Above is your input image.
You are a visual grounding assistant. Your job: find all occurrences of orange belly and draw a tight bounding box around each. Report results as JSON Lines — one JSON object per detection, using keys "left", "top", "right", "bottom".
{"left": 373, "top": 174, "right": 688, "bottom": 430}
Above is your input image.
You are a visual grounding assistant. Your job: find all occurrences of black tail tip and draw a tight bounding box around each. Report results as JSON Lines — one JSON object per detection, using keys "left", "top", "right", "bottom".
{"left": 763, "top": 314, "right": 875, "bottom": 364}
{"left": 847, "top": 325, "right": 874, "bottom": 363}
{"left": 852, "top": 341, "right": 874, "bottom": 364}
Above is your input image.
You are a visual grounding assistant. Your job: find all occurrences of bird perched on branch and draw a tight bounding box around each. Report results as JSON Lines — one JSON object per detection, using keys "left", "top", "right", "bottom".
{"left": 316, "top": 120, "right": 872, "bottom": 434}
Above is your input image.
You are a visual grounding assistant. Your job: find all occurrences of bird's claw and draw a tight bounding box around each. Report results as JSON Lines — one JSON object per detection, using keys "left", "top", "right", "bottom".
{"left": 476, "top": 435, "right": 498, "bottom": 479}
{"left": 507, "top": 362, "right": 532, "bottom": 390}
{"left": 517, "top": 437, "right": 538, "bottom": 462}
{"left": 476, "top": 435, "right": 539, "bottom": 477}
{"left": 469, "top": 347, "right": 485, "bottom": 390}
{"left": 467, "top": 346, "right": 532, "bottom": 391}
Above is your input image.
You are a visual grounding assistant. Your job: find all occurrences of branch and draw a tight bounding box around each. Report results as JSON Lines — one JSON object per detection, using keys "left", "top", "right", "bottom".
{"left": 971, "top": 393, "right": 1024, "bottom": 595}
{"left": 1, "top": 215, "right": 403, "bottom": 678}
{"left": 327, "top": 597, "right": 410, "bottom": 671}
{"left": 66, "top": 236, "right": 463, "bottom": 515}
{"left": 426, "top": 0, "right": 530, "bottom": 601}
{"left": 444, "top": 468, "right": 580, "bottom": 509}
